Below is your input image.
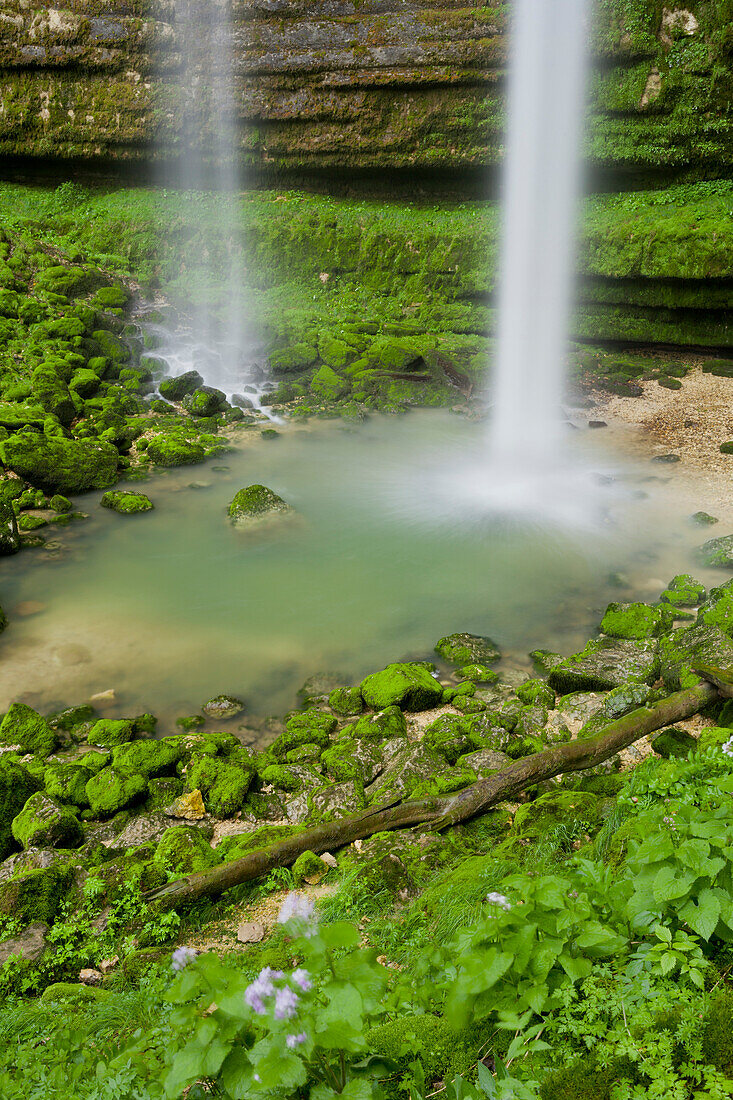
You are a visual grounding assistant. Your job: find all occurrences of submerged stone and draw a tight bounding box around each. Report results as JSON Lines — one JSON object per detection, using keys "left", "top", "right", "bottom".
{"left": 201, "top": 694, "right": 245, "bottom": 720}
{"left": 435, "top": 633, "right": 501, "bottom": 666}
{"left": 101, "top": 490, "right": 154, "bottom": 514}
{"left": 360, "top": 662, "right": 442, "bottom": 712}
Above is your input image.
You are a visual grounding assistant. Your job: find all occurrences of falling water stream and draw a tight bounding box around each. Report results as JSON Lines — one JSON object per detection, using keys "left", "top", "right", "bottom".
{"left": 487, "top": 0, "right": 591, "bottom": 505}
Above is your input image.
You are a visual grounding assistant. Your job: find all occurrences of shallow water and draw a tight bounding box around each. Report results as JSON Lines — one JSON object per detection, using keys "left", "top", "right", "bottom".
{"left": 0, "top": 412, "right": 722, "bottom": 729}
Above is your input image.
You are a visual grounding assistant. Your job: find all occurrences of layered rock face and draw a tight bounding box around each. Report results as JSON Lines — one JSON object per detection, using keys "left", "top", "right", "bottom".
{"left": 0, "top": 0, "right": 731, "bottom": 178}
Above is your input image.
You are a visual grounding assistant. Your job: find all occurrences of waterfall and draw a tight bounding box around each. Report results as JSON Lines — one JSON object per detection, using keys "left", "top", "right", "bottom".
{"left": 160, "top": 0, "right": 256, "bottom": 399}
{"left": 489, "top": 0, "right": 590, "bottom": 474}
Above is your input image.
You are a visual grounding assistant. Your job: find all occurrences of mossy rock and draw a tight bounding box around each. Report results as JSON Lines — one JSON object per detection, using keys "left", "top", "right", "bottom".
{"left": 0, "top": 435, "right": 118, "bottom": 494}
{"left": 548, "top": 638, "right": 659, "bottom": 694}
{"left": 0, "top": 497, "right": 20, "bottom": 555}
{"left": 516, "top": 678, "right": 555, "bottom": 708}
{"left": 600, "top": 601, "right": 672, "bottom": 639}
{"left": 158, "top": 371, "right": 203, "bottom": 401}
{"left": 650, "top": 726, "right": 697, "bottom": 759}
{"left": 0, "top": 863, "right": 73, "bottom": 926}
{"left": 512, "top": 791, "right": 600, "bottom": 839}
{"left": 699, "top": 535, "right": 733, "bottom": 569}
{"left": 310, "top": 364, "right": 350, "bottom": 401}
{"left": 182, "top": 386, "right": 228, "bottom": 418}
{"left": 85, "top": 766, "right": 148, "bottom": 817}
{"left": 43, "top": 763, "right": 92, "bottom": 808}
{"left": 0, "top": 702, "right": 57, "bottom": 756}
{"left": 111, "top": 738, "right": 181, "bottom": 778}
{"left": 658, "top": 622, "right": 733, "bottom": 692}
{"left": 0, "top": 759, "right": 42, "bottom": 860}
{"left": 360, "top": 663, "right": 443, "bottom": 712}
{"left": 145, "top": 776, "right": 185, "bottom": 810}
{"left": 659, "top": 575, "right": 707, "bottom": 608}
{"left": 347, "top": 705, "right": 407, "bottom": 742}
{"left": 101, "top": 490, "right": 154, "bottom": 514}
{"left": 328, "top": 686, "right": 364, "bottom": 716}
{"left": 91, "top": 329, "right": 130, "bottom": 364}
{"left": 602, "top": 681, "right": 650, "bottom": 720}
{"left": 292, "top": 849, "right": 325, "bottom": 884}
{"left": 154, "top": 825, "right": 220, "bottom": 875}
{"left": 321, "top": 737, "right": 383, "bottom": 784}
{"left": 185, "top": 754, "right": 254, "bottom": 816}
{"left": 366, "top": 1014, "right": 475, "bottom": 1090}
{"left": 538, "top": 1056, "right": 625, "bottom": 1100}
{"left": 87, "top": 719, "right": 135, "bottom": 748}
{"left": 270, "top": 710, "right": 337, "bottom": 760}
{"left": 228, "top": 484, "right": 292, "bottom": 526}
{"left": 269, "top": 344, "right": 318, "bottom": 374}
{"left": 456, "top": 664, "right": 499, "bottom": 684}
{"left": 435, "top": 632, "right": 501, "bottom": 666}
{"left": 146, "top": 435, "right": 205, "bottom": 467}
{"left": 40, "top": 982, "right": 110, "bottom": 1006}
{"left": 422, "top": 714, "right": 475, "bottom": 765}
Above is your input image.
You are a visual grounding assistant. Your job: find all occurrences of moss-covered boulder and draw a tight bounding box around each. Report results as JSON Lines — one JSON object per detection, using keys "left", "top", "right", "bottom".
{"left": 292, "top": 849, "right": 325, "bottom": 884}
{"left": 286, "top": 779, "right": 362, "bottom": 825}
{"left": 321, "top": 737, "right": 383, "bottom": 784}
{"left": 512, "top": 790, "right": 600, "bottom": 839}
{"left": 11, "top": 792, "right": 83, "bottom": 850}
{"left": 158, "top": 371, "right": 204, "bottom": 401}
{"left": 435, "top": 632, "right": 501, "bottom": 666}
{"left": 310, "top": 364, "right": 350, "bottom": 401}
{"left": 269, "top": 710, "right": 337, "bottom": 760}
{"left": 659, "top": 574, "right": 706, "bottom": 608}
{"left": 201, "top": 694, "right": 244, "bottom": 720}
{"left": 0, "top": 760, "right": 41, "bottom": 860}
{"left": 146, "top": 435, "right": 205, "bottom": 467}
{"left": 185, "top": 754, "right": 254, "bottom": 816}
{"left": 182, "top": 386, "right": 227, "bottom": 417}
{"left": 101, "top": 490, "right": 154, "bottom": 514}
{"left": 0, "top": 863, "right": 73, "bottom": 926}
{"left": 658, "top": 622, "right": 733, "bottom": 691}
{"left": 599, "top": 601, "right": 671, "bottom": 639}
{"left": 0, "top": 703, "right": 57, "bottom": 756}
{"left": 112, "top": 738, "right": 181, "bottom": 778}
{"left": 85, "top": 766, "right": 148, "bottom": 817}
{"left": 699, "top": 535, "right": 733, "bottom": 569}
{"left": 0, "top": 435, "right": 118, "bottom": 494}
{"left": 366, "top": 1014, "right": 475, "bottom": 1088}
{"left": 87, "top": 718, "right": 135, "bottom": 748}
{"left": 547, "top": 638, "right": 659, "bottom": 694}
{"left": 651, "top": 726, "right": 697, "bottom": 759}
{"left": 516, "top": 678, "right": 555, "bottom": 708}
{"left": 360, "top": 663, "right": 443, "bottom": 712}
{"left": 423, "top": 714, "right": 475, "bottom": 765}
{"left": 347, "top": 705, "right": 407, "bottom": 741}
{"left": 228, "top": 484, "right": 292, "bottom": 527}
{"left": 154, "top": 825, "right": 220, "bottom": 875}
{"left": 43, "top": 763, "right": 92, "bottom": 809}
{"left": 328, "top": 686, "right": 365, "bottom": 716}
{"left": 0, "top": 498, "right": 20, "bottom": 556}
{"left": 365, "top": 742, "right": 449, "bottom": 803}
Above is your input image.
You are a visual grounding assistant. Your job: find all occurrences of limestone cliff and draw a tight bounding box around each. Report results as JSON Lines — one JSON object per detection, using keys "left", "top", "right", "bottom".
{"left": 0, "top": 0, "right": 730, "bottom": 178}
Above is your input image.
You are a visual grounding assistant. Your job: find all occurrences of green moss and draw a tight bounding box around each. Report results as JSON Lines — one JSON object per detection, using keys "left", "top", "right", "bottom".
{"left": 292, "top": 849, "right": 325, "bottom": 884}
{"left": 182, "top": 386, "right": 227, "bottom": 417}
{"left": 347, "top": 705, "right": 407, "bottom": 742}
{"left": 44, "top": 763, "right": 92, "bottom": 808}
{"left": 328, "top": 686, "right": 364, "bottom": 716}
{"left": 0, "top": 759, "right": 42, "bottom": 860}
{"left": 154, "top": 825, "right": 220, "bottom": 875}
{"left": 11, "top": 791, "right": 83, "bottom": 850}
{"left": 0, "top": 434, "right": 118, "bottom": 494}
{"left": 228, "top": 484, "right": 291, "bottom": 523}
{"left": 87, "top": 718, "right": 135, "bottom": 748}
{"left": 217, "top": 824, "right": 303, "bottom": 862}
{"left": 600, "top": 600, "right": 672, "bottom": 639}
{"left": 111, "top": 738, "right": 181, "bottom": 778}
{"left": 85, "top": 766, "right": 148, "bottom": 817}
{"left": 100, "top": 489, "right": 153, "bottom": 514}
{"left": 185, "top": 754, "right": 254, "bottom": 816}
{"left": 366, "top": 1014, "right": 476, "bottom": 1089}
{"left": 360, "top": 663, "right": 443, "bottom": 712}
{"left": 310, "top": 364, "right": 350, "bottom": 401}
{"left": 659, "top": 574, "right": 706, "bottom": 608}
{"left": 0, "top": 702, "right": 57, "bottom": 756}
{"left": 538, "top": 1056, "right": 623, "bottom": 1100}
{"left": 0, "top": 863, "right": 73, "bottom": 926}
{"left": 146, "top": 434, "right": 205, "bottom": 467}
{"left": 435, "top": 632, "right": 501, "bottom": 665}
{"left": 512, "top": 791, "right": 600, "bottom": 839}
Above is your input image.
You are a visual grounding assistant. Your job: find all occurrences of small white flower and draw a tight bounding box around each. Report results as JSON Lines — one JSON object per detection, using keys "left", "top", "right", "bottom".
{"left": 486, "top": 891, "right": 512, "bottom": 912}
{"left": 291, "top": 968, "right": 312, "bottom": 992}
{"left": 722, "top": 738, "right": 733, "bottom": 758}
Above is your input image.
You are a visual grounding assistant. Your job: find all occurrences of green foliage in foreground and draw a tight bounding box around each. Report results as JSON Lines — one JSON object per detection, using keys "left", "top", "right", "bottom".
{"left": 6, "top": 744, "right": 733, "bottom": 1098}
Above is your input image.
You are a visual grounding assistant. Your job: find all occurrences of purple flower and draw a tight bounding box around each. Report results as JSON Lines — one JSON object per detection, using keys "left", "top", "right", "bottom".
{"left": 486, "top": 892, "right": 511, "bottom": 912}
{"left": 286, "top": 1031, "right": 308, "bottom": 1049}
{"left": 245, "top": 966, "right": 285, "bottom": 1014}
{"left": 171, "top": 946, "right": 198, "bottom": 971}
{"left": 291, "top": 968, "right": 312, "bottom": 992}
{"left": 277, "top": 892, "right": 316, "bottom": 926}
{"left": 274, "top": 986, "right": 299, "bottom": 1020}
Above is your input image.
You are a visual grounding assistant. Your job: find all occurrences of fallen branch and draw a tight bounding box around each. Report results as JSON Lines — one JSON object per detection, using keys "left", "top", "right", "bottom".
{"left": 143, "top": 680, "right": 717, "bottom": 910}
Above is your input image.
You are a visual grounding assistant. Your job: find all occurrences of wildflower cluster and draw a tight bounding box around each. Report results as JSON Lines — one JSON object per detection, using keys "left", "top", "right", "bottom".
{"left": 486, "top": 891, "right": 512, "bottom": 911}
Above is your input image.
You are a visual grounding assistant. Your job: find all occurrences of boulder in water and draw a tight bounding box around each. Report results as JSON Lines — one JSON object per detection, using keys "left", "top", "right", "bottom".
{"left": 201, "top": 694, "right": 245, "bottom": 720}
{"left": 101, "top": 490, "right": 154, "bottom": 514}
{"left": 699, "top": 535, "right": 733, "bottom": 568}
{"left": 435, "top": 632, "right": 501, "bottom": 666}
{"left": 0, "top": 435, "right": 118, "bottom": 494}
{"left": 183, "top": 386, "right": 228, "bottom": 417}
{"left": 360, "top": 662, "right": 442, "bottom": 712}
{"left": 227, "top": 484, "right": 293, "bottom": 528}
{"left": 158, "top": 371, "right": 204, "bottom": 401}
{"left": 0, "top": 498, "right": 20, "bottom": 556}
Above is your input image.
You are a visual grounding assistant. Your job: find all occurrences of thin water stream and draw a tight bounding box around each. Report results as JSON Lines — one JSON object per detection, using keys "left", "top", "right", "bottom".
{"left": 0, "top": 413, "right": 723, "bottom": 732}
